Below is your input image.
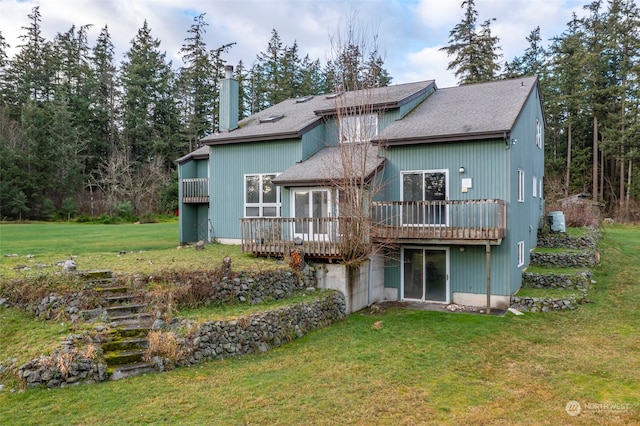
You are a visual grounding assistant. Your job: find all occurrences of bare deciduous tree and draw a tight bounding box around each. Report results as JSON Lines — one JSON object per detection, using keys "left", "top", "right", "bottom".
{"left": 93, "top": 148, "right": 170, "bottom": 216}
{"left": 325, "top": 14, "right": 396, "bottom": 311}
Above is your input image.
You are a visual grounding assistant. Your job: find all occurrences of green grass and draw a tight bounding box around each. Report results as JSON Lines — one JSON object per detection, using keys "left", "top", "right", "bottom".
{"left": 1, "top": 225, "right": 639, "bottom": 424}
{"left": 177, "top": 289, "right": 334, "bottom": 322}
{"left": 524, "top": 265, "right": 588, "bottom": 275}
{"left": 566, "top": 227, "right": 590, "bottom": 237}
{"left": 0, "top": 222, "right": 279, "bottom": 278}
{"left": 533, "top": 246, "right": 583, "bottom": 254}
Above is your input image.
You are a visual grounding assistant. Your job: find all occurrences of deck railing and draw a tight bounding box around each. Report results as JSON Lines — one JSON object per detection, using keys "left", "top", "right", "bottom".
{"left": 182, "top": 178, "right": 209, "bottom": 203}
{"left": 371, "top": 199, "right": 506, "bottom": 241}
{"left": 241, "top": 199, "right": 506, "bottom": 257}
{"left": 241, "top": 217, "right": 344, "bottom": 258}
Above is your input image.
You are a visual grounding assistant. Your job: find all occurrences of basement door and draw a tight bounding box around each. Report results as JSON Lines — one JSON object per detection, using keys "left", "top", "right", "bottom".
{"left": 402, "top": 247, "right": 449, "bottom": 303}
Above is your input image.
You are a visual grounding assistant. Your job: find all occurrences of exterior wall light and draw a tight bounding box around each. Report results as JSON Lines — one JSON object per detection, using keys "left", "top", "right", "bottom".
{"left": 459, "top": 167, "right": 465, "bottom": 173}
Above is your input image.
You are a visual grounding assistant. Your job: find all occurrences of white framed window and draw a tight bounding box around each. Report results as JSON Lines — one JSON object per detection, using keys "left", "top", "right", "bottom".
{"left": 539, "top": 177, "right": 543, "bottom": 199}
{"left": 401, "top": 169, "right": 449, "bottom": 226}
{"left": 518, "top": 169, "right": 525, "bottom": 202}
{"left": 340, "top": 114, "right": 378, "bottom": 143}
{"left": 517, "top": 241, "right": 525, "bottom": 267}
{"left": 533, "top": 176, "right": 538, "bottom": 198}
{"left": 244, "top": 173, "right": 281, "bottom": 217}
{"left": 536, "top": 119, "right": 542, "bottom": 148}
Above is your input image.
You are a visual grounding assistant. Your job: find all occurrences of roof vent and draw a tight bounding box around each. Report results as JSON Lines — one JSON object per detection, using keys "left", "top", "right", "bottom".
{"left": 259, "top": 114, "right": 284, "bottom": 123}
{"left": 325, "top": 92, "right": 343, "bottom": 99}
{"left": 296, "top": 95, "right": 314, "bottom": 103}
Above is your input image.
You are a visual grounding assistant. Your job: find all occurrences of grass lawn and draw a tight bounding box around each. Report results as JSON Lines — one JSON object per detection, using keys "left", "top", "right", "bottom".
{"left": 0, "top": 221, "right": 280, "bottom": 278}
{"left": 1, "top": 225, "right": 639, "bottom": 424}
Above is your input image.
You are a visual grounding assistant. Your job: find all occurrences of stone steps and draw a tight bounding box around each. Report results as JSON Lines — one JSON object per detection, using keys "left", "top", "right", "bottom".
{"left": 104, "top": 349, "right": 147, "bottom": 365}
{"left": 74, "top": 272, "right": 158, "bottom": 381}
{"left": 110, "top": 362, "right": 157, "bottom": 381}
{"left": 108, "top": 313, "right": 153, "bottom": 327}
{"left": 101, "top": 337, "right": 149, "bottom": 352}
{"left": 104, "top": 303, "right": 148, "bottom": 318}
{"left": 102, "top": 294, "right": 138, "bottom": 304}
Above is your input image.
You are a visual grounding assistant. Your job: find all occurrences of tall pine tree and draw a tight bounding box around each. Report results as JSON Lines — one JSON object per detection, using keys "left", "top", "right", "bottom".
{"left": 440, "top": 0, "right": 502, "bottom": 84}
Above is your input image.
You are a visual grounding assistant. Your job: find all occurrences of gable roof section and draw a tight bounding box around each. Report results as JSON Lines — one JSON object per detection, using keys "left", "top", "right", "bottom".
{"left": 313, "top": 81, "right": 436, "bottom": 116}
{"left": 272, "top": 145, "right": 385, "bottom": 187}
{"left": 176, "top": 145, "right": 209, "bottom": 165}
{"left": 199, "top": 80, "right": 435, "bottom": 146}
{"left": 375, "top": 76, "right": 539, "bottom": 145}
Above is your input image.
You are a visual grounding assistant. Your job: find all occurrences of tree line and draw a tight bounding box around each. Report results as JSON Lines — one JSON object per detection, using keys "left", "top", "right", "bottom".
{"left": 1, "top": 1, "right": 638, "bottom": 221}
{"left": 442, "top": 0, "right": 639, "bottom": 220}
{"left": 0, "top": 8, "right": 390, "bottom": 220}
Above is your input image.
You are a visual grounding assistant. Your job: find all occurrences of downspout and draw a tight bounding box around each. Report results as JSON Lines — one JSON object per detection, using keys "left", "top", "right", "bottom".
{"left": 367, "top": 257, "right": 373, "bottom": 307}
{"left": 486, "top": 241, "right": 491, "bottom": 315}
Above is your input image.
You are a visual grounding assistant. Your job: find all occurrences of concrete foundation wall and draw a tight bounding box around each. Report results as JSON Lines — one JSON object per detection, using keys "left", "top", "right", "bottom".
{"left": 316, "top": 256, "right": 385, "bottom": 314}
{"left": 453, "top": 292, "right": 510, "bottom": 309}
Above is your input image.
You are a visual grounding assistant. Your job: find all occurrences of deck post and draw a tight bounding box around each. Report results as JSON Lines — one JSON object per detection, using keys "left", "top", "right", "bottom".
{"left": 486, "top": 241, "right": 491, "bottom": 315}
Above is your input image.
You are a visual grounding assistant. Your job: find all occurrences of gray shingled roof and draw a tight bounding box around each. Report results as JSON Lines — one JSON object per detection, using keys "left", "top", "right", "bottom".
{"left": 199, "top": 80, "right": 434, "bottom": 145}
{"left": 375, "top": 76, "right": 539, "bottom": 144}
{"left": 272, "top": 145, "right": 385, "bottom": 186}
{"left": 176, "top": 145, "right": 209, "bottom": 164}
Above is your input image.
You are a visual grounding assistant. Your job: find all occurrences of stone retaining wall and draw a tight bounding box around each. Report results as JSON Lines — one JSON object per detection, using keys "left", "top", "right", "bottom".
{"left": 510, "top": 293, "right": 586, "bottom": 313}
{"left": 135, "top": 268, "right": 317, "bottom": 307}
{"left": 511, "top": 228, "right": 600, "bottom": 313}
{"left": 159, "top": 291, "right": 345, "bottom": 369}
{"left": 18, "top": 332, "right": 107, "bottom": 389}
{"left": 530, "top": 250, "right": 599, "bottom": 268}
{"left": 522, "top": 270, "right": 592, "bottom": 290}
{"left": 17, "top": 291, "right": 344, "bottom": 389}
{"left": 537, "top": 228, "right": 600, "bottom": 249}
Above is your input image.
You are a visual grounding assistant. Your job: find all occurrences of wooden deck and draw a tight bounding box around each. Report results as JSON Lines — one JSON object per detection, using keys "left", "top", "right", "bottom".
{"left": 241, "top": 199, "right": 506, "bottom": 258}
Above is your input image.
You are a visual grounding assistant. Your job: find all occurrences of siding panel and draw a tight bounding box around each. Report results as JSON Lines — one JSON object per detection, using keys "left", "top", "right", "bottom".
{"left": 210, "top": 140, "right": 301, "bottom": 240}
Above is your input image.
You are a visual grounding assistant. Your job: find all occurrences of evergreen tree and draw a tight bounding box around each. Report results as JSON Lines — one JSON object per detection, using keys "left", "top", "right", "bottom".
{"left": 90, "top": 25, "right": 118, "bottom": 169}
{"left": 119, "top": 20, "right": 180, "bottom": 167}
{"left": 580, "top": 0, "right": 609, "bottom": 201}
{"left": 4, "top": 7, "right": 55, "bottom": 117}
{"left": 0, "top": 32, "right": 9, "bottom": 104}
{"left": 547, "top": 14, "right": 589, "bottom": 196}
{"left": 597, "top": 0, "right": 640, "bottom": 213}
{"left": 51, "top": 24, "right": 95, "bottom": 183}
{"left": 252, "top": 29, "right": 286, "bottom": 111}
{"left": 503, "top": 26, "right": 546, "bottom": 78}
{"left": 234, "top": 60, "right": 251, "bottom": 119}
{"left": 440, "top": 0, "right": 502, "bottom": 84}
{"left": 328, "top": 20, "right": 392, "bottom": 92}
{"left": 177, "top": 13, "right": 235, "bottom": 151}
{"left": 298, "top": 54, "right": 324, "bottom": 96}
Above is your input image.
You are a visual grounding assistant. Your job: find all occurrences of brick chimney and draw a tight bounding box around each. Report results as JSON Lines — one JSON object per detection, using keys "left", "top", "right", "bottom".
{"left": 219, "top": 65, "right": 239, "bottom": 132}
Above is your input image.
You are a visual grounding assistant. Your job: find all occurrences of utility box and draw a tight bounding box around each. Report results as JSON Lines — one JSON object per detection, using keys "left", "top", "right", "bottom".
{"left": 548, "top": 211, "right": 566, "bottom": 233}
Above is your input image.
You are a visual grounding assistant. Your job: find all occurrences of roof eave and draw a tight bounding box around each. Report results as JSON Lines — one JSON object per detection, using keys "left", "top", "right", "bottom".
{"left": 201, "top": 119, "right": 322, "bottom": 146}
{"left": 377, "top": 130, "right": 510, "bottom": 145}
{"left": 176, "top": 152, "right": 209, "bottom": 164}
{"left": 273, "top": 159, "right": 385, "bottom": 187}
{"left": 314, "top": 101, "right": 399, "bottom": 117}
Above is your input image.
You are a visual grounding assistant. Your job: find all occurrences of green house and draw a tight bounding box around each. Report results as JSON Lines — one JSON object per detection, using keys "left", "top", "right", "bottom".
{"left": 178, "top": 68, "right": 545, "bottom": 313}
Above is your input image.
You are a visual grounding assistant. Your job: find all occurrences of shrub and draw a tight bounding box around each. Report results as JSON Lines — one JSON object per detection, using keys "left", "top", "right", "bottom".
{"left": 41, "top": 198, "right": 56, "bottom": 221}
{"left": 59, "top": 197, "right": 79, "bottom": 221}
{"left": 115, "top": 202, "right": 135, "bottom": 220}
{"left": 562, "top": 202, "right": 601, "bottom": 228}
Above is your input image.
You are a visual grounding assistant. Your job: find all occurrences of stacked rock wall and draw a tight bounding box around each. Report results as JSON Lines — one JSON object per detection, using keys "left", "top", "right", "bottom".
{"left": 170, "top": 291, "right": 345, "bottom": 368}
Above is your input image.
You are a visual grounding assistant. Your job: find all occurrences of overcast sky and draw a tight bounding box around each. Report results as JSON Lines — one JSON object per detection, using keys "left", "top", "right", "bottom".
{"left": 1, "top": 0, "right": 589, "bottom": 88}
